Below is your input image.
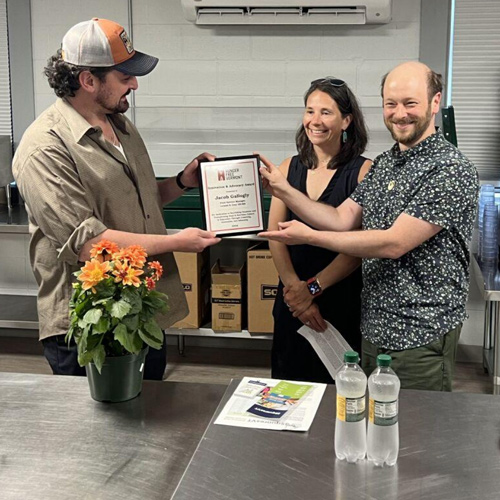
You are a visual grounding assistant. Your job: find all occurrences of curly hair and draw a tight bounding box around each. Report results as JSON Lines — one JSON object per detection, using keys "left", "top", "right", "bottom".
{"left": 296, "top": 78, "right": 368, "bottom": 170}
{"left": 44, "top": 49, "right": 112, "bottom": 98}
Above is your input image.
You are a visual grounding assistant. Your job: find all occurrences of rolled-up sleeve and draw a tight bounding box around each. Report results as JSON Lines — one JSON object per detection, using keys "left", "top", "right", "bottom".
{"left": 16, "top": 146, "right": 107, "bottom": 265}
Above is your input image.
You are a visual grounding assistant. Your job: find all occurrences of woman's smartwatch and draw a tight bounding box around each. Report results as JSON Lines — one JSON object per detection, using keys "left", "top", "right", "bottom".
{"left": 306, "top": 276, "right": 323, "bottom": 297}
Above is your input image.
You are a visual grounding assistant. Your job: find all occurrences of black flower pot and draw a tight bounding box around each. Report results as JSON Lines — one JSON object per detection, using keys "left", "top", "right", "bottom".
{"left": 86, "top": 347, "right": 149, "bottom": 403}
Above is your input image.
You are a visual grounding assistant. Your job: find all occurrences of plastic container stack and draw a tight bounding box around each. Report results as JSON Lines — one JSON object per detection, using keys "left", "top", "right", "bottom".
{"left": 478, "top": 184, "right": 495, "bottom": 263}
{"left": 481, "top": 202, "right": 498, "bottom": 265}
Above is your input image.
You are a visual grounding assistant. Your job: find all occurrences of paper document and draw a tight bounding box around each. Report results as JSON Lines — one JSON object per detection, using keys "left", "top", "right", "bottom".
{"left": 298, "top": 321, "right": 353, "bottom": 380}
{"left": 215, "top": 377, "right": 326, "bottom": 432}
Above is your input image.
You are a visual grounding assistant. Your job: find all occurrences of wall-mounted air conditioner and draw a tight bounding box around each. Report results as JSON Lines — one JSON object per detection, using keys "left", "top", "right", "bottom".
{"left": 181, "top": 0, "right": 392, "bottom": 25}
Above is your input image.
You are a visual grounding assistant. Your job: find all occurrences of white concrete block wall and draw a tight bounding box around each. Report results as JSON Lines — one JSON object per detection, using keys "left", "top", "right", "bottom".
{"left": 31, "top": 0, "right": 420, "bottom": 165}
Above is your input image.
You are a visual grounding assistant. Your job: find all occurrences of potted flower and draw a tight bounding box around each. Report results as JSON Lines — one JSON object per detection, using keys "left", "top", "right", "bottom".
{"left": 66, "top": 240, "right": 168, "bottom": 402}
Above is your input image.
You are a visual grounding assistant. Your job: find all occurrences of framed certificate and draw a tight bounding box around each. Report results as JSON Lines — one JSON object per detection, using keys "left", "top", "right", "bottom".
{"left": 198, "top": 155, "right": 264, "bottom": 237}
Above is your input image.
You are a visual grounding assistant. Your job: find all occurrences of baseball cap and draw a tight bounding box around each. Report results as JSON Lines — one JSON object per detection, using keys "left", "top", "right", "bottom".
{"left": 61, "top": 18, "right": 158, "bottom": 76}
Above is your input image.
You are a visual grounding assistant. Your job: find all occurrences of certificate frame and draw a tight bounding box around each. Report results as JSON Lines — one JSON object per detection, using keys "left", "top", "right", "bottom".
{"left": 198, "top": 154, "right": 264, "bottom": 237}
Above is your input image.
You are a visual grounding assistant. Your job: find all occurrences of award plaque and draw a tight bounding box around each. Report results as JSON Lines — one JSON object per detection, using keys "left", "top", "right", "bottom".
{"left": 198, "top": 155, "right": 264, "bottom": 237}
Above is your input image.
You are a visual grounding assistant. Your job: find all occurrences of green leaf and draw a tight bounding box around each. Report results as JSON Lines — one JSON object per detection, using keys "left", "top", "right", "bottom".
{"left": 143, "top": 290, "right": 168, "bottom": 312}
{"left": 110, "top": 299, "right": 132, "bottom": 319}
{"left": 138, "top": 320, "right": 164, "bottom": 350}
{"left": 94, "top": 278, "right": 116, "bottom": 297}
{"left": 122, "top": 287, "right": 143, "bottom": 315}
{"left": 75, "top": 297, "right": 90, "bottom": 316}
{"left": 113, "top": 323, "right": 141, "bottom": 354}
{"left": 131, "top": 331, "right": 144, "bottom": 352}
{"left": 76, "top": 325, "right": 90, "bottom": 354}
{"left": 93, "top": 315, "right": 110, "bottom": 334}
{"left": 65, "top": 326, "right": 75, "bottom": 344}
{"left": 92, "top": 345, "right": 106, "bottom": 374}
{"left": 86, "top": 333, "right": 103, "bottom": 350}
{"left": 77, "top": 349, "right": 94, "bottom": 367}
{"left": 92, "top": 297, "right": 112, "bottom": 306}
{"left": 83, "top": 308, "right": 103, "bottom": 325}
{"left": 121, "top": 314, "right": 139, "bottom": 332}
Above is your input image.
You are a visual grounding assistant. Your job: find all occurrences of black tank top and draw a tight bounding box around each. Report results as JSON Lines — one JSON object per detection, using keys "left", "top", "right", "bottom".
{"left": 286, "top": 154, "right": 367, "bottom": 278}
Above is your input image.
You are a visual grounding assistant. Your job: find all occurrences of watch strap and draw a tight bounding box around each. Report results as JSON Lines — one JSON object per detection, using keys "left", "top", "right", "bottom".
{"left": 176, "top": 171, "right": 193, "bottom": 191}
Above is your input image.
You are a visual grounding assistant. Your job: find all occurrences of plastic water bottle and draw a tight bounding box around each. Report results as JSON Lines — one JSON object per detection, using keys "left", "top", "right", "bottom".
{"left": 367, "top": 354, "right": 400, "bottom": 467}
{"left": 334, "top": 351, "right": 367, "bottom": 463}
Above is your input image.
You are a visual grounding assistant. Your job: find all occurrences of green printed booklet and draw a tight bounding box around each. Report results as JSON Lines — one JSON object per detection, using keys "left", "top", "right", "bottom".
{"left": 246, "top": 380, "right": 313, "bottom": 419}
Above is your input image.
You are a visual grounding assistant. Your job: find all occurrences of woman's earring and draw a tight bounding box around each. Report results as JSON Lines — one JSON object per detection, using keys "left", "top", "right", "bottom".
{"left": 342, "top": 130, "right": 348, "bottom": 143}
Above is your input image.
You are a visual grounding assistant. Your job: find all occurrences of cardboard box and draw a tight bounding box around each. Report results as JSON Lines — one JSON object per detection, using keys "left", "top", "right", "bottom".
{"left": 247, "top": 244, "right": 279, "bottom": 333}
{"left": 211, "top": 260, "right": 245, "bottom": 332}
{"left": 171, "top": 249, "right": 210, "bottom": 329}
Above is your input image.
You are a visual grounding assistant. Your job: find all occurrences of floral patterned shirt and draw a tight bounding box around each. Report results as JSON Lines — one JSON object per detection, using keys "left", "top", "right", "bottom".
{"left": 350, "top": 131, "right": 479, "bottom": 350}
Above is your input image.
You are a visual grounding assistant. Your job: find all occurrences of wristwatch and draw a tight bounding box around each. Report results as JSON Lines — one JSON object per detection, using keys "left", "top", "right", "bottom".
{"left": 176, "top": 170, "right": 193, "bottom": 191}
{"left": 306, "top": 276, "right": 323, "bottom": 297}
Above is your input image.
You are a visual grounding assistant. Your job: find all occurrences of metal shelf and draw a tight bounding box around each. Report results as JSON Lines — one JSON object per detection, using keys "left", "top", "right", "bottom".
{"left": 166, "top": 326, "right": 271, "bottom": 340}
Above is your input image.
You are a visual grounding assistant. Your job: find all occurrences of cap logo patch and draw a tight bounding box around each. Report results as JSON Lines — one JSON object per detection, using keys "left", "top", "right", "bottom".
{"left": 119, "top": 30, "right": 134, "bottom": 54}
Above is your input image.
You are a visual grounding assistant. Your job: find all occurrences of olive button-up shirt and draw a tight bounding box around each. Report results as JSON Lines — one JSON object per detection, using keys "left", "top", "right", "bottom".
{"left": 13, "top": 98, "right": 188, "bottom": 340}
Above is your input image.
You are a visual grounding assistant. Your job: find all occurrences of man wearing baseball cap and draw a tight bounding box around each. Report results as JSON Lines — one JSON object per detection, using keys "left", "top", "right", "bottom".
{"left": 13, "top": 19, "right": 220, "bottom": 379}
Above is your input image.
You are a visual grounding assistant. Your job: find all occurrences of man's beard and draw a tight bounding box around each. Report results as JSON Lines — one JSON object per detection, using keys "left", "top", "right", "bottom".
{"left": 385, "top": 106, "right": 432, "bottom": 147}
{"left": 96, "top": 90, "right": 130, "bottom": 114}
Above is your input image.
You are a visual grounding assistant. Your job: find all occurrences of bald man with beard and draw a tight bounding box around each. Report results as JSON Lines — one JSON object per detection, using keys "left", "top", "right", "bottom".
{"left": 259, "top": 62, "right": 479, "bottom": 391}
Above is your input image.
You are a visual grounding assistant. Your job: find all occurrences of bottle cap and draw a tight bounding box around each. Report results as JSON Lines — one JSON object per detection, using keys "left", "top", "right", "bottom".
{"left": 376, "top": 354, "right": 392, "bottom": 367}
{"left": 344, "top": 351, "right": 359, "bottom": 363}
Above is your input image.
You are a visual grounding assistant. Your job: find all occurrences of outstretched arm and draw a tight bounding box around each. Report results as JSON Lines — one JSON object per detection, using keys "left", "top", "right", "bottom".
{"left": 259, "top": 154, "right": 362, "bottom": 231}
{"left": 79, "top": 227, "right": 220, "bottom": 262}
{"left": 261, "top": 213, "right": 442, "bottom": 259}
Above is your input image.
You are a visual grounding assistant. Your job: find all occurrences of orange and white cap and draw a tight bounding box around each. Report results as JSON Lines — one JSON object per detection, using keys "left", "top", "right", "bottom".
{"left": 61, "top": 18, "right": 158, "bottom": 76}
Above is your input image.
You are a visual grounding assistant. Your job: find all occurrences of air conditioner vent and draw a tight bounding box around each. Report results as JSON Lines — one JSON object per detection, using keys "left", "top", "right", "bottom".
{"left": 182, "top": 0, "right": 392, "bottom": 25}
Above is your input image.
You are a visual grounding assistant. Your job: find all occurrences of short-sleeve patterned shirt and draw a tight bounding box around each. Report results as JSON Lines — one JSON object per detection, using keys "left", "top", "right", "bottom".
{"left": 350, "top": 131, "right": 479, "bottom": 350}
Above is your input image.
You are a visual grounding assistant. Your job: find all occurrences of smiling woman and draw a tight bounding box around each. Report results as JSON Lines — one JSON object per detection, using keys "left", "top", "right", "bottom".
{"left": 267, "top": 78, "right": 372, "bottom": 384}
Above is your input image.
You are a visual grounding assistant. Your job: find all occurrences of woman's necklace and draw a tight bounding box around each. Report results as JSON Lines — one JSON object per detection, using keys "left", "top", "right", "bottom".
{"left": 311, "top": 158, "right": 332, "bottom": 172}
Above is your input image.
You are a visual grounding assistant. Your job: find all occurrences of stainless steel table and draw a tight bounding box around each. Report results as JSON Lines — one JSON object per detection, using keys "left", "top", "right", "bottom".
{"left": 172, "top": 380, "right": 500, "bottom": 500}
{"left": 0, "top": 372, "right": 226, "bottom": 500}
{"left": 471, "top": 255, "right": 500, "bottom": 389}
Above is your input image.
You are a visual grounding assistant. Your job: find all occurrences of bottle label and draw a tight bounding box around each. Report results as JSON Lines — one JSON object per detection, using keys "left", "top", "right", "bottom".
{"left": 336, "top": 394, "right": 366, "bottom": 422}
{"left": 369, "top": 398, "right": 398, "bottom": 426}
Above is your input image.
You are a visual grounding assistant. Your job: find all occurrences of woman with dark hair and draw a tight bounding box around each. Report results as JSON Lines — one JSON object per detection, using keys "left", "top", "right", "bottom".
{"left": 269, "top": 77, "right": 371, "bottom": 384}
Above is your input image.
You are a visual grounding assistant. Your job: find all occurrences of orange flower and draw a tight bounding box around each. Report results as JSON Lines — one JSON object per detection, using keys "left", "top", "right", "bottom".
{"left": 128, "top": 245, "right": 148, "bottom": 268}
{"left": 148, "top": 261, "right": 163, "bottom": 280}
{"left": 90, "top": 240, "right": 120, "bottom": 262}
{"left": 112, "top": 260, "right": 144, "bottom": 287}
{"left": 78, "top": 259, "right": 111, "bottom": 291}
{"left": 145, "top": 277, "right": 156, "bottom": 290}
{"left": 112, "top": 245, "right": 147, "bottom": 269}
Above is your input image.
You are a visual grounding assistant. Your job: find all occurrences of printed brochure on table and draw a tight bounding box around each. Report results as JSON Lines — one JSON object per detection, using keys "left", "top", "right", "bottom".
{"left": 214, "top": 377, "right": 326, "bottom": 432}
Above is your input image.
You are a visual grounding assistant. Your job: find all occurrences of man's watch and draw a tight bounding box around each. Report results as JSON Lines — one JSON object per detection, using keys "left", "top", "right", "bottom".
{"left": 176, "top": 171, "right": 193, "bottom": 191}
{"left": 306, "top": 276, "right": 323, "bottom": 297}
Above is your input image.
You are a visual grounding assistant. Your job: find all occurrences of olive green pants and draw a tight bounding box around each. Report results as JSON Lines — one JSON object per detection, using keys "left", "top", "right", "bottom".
{"left": 361, "top": 324, "right": 462, "bottom": 392}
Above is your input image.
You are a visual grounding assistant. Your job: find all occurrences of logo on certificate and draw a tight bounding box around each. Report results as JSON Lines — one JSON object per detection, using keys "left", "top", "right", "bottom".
{"left": 218, "top": 170, "right": 226, "bottom": 181}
